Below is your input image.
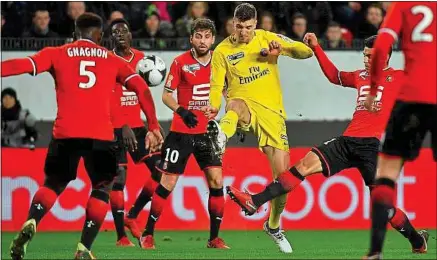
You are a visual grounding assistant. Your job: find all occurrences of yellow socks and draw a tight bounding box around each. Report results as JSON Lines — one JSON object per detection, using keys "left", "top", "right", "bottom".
{"left": 219, "top": 110, "right": 239, "bottom": 139}
{"left": 268, "top": 194, "right": 287, "bottom": 229}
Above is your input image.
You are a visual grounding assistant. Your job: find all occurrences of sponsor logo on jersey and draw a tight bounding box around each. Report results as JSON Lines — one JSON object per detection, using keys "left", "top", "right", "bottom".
{"left": 239, "top": 66, "right": 271, "bottom": 85}
{"left": 227, "top": 52, "right": 245, "bottom": 64}
{"left": 121, "top": 86, "right": 138, "bottom": 106}
{"left": 276, "top": 34, "right": 293, "bottom": 43}
{"left": 182, "top": 64, "right": 200, "bottom": 76}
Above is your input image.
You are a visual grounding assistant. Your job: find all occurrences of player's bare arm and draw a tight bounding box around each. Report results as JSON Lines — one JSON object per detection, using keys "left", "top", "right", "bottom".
{"left": 121, "top": 124, "right": 137, "bottom": 152}
{"left": 162, "top": 88, "right": 198, "bottom": 128}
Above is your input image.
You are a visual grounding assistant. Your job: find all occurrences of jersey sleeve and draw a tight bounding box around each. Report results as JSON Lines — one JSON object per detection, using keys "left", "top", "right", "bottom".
{"left": 164, "top": 59, "right": 182, "bottom": 92}
{"left": 378, "top": 2, "right": 403, "bottom": 42}
{"left": 265, "top": 31, "right": 313, "bottom": 59}
{"left": 210, "top": 49, "right": 227, "bottom": 109}
{"left": 313, "top": 45, "right": 356, "bottom": 88}
{"left": 29, "top": 47, "right": 57, "bottom": 76}
{"left": 370, "top": 3, "right": 402, "bottom": 94}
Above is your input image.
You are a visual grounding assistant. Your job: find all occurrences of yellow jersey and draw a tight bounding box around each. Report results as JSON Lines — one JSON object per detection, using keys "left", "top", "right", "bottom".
{"left": 210, "top": 29, "right": 313, "bottom": 118}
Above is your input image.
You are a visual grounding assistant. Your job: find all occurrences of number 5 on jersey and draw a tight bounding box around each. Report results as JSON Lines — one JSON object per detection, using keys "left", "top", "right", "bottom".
{"left": 79, "top": 60, "right": 96, "bottom": 89}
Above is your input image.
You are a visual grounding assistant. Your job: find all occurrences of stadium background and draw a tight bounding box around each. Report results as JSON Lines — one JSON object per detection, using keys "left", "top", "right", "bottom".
{"left": 1, "top": 1, "right": 436, "bottom": 259}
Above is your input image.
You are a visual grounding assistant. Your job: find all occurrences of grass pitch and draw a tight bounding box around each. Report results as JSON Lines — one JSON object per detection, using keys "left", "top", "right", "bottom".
{"left": 2, "top": 230, "right": 436, "bottom": 259}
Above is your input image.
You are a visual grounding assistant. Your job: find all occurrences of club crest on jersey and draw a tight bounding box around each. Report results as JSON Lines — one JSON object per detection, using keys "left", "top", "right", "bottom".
{"left": 386, "top": 75, "right": 392, "bottom": 82}
{"left": 182, "top": 64, "right": 200, "bottom": 76}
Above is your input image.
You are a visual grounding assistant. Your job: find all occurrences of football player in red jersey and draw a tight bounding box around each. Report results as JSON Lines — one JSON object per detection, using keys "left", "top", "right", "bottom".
{"left": 139, "top": 18, "right": 229, "bottom": 250}
{"left": 227, "top": 33, "right": 428, "bottom": 253}
{"left": 364, "top": 2, "right": 436, "bottom": 258}
{"left": 1, "top": 13, "right": 163, "bottom": 259}
{"left": 107, "top": 18, "right": 162, "bottom": 247}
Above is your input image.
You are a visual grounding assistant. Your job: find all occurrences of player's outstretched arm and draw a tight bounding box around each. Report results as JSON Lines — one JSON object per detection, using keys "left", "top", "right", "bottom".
{"left": 265, "top": 31, "right": 313, "bottom": 59}
{"left": 2, "top": 47, "right": 55, "bottom": 77}
{"left": 369, "top": 3, "right": 400, "bottom": 95}
{"left": 303, "top": 33, "right": 356, "bottom": 88}
{"left": 1, "top": 58, "right": 35, "bottom": 77}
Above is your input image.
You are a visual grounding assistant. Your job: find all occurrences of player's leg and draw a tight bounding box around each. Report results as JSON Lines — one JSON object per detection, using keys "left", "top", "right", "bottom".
{"left": 125, "top": 154, "right": 161, "bottom": 239}
{"left": 367, "top": 102, "right": 430, "bottom": 257}
{"left": 228, "top": 137, "right": 350, "bottom": 215}
{"left": 126, "top": 128, "right": 162, "bottom": 219}
{"left": 110, "top": 165, "right": 135, "bottom": 246}
{"left": 10, "top": 138, "right": 78, "bottom": 260}
{"left": 109, "top": 128, "right": 134, "bottom": 246}
{"left": 261, "top": 146, "right": 289, "bottom": 231}
{"left": 354, "top": 138, "right": 427, "bottom": 253}
{"left": 194, "top": 134, "right": 229, "bottom": 248}
{"left": 140, "top": 132, "right": 191, "bottom": 249}
{"left": 125, "top": 127, "right": 162, "bottom": 239}
{"left": 208, "top": 98, "right": 251, "bottom": 154}
{"left": 75, "top": 139, "right": 118, "bottom": 258}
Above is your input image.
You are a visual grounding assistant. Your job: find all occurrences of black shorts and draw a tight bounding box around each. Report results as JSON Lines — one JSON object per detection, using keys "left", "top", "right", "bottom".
{"left": 114, "top": 127, "right": 154, "bottom": 165}
{"left": 157, "top": 131, "right": 222, "bottom": 174}
{"left": 382, "top": 101, "right": 437, "bottom": 161}
{"left": 312, "top": 136, "right": 380, "bottom": 186}
{"left": 44, "top": 138, "right": 119, "bottom": 186}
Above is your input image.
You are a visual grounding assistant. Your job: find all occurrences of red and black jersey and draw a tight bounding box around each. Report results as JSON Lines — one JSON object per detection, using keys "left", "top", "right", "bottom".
{"left": 111, "top": 48, "right": 145, "bottom": 129}
{"left": 371, "top": 2, "right": 436, "bottom": 104}
{"left": 1, "top": 39, "right": 159, "bottom": 140}
{"left": 164, "top": 49, "right": 211, "bottom": 134}
{"left": 339, "top": 68, "right": 403, "bottom": 139}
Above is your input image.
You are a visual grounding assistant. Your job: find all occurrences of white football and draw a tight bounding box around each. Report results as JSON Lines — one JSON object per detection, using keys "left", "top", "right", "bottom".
{"left": 136, "top": 55, "right": 167, "bottom": 87}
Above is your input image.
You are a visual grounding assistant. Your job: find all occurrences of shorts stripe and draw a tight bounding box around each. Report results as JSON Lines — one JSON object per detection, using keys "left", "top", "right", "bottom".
{"left": 155, "top": 165, "right": 180, "bottom": 176}
{"left": 312, "top": 147, "right": 331, "bottom": 176}
{"left": 202, "top": 166, "right": 222, "bottom": 171}
{"left": 379, "top": 152, "right": 402, "bottom": 160}
{"left": 134, "top": 152, "right": 161, "bottom": 164}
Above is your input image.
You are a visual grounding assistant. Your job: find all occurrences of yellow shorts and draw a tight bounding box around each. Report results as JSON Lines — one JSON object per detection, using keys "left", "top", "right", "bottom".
{"left": 237, "top": 99, "right": 289, "bottom": 152}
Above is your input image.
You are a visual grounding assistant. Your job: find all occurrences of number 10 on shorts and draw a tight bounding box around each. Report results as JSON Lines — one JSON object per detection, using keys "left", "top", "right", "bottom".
{"left": 165, "top": 148, "right": 179, "bottom": 163}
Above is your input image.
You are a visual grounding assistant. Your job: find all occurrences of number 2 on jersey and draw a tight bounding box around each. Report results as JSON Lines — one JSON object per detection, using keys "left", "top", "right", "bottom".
{"left": 411, "top": 5, "right": 434, "bottom": 42}
{"left": 79, "top": 60, "right": 96, "bottom": 88}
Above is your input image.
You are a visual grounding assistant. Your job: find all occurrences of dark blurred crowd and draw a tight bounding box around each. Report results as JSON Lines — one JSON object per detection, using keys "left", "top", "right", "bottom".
{"left": 1, "top": 1, "right": 390, "bottom": 49}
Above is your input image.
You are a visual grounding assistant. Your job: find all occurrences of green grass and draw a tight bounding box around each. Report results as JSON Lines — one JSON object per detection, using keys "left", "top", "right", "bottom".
{"left": 2, "top": 230, "right": 436, "bottom": 259}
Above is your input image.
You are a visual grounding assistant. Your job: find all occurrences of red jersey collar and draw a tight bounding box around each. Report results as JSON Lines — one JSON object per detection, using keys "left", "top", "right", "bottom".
{"left": 112, "top": 49, "right": 135, "bottom": 63}
{"left": 190, "top": 48, "right": 211, "bottom": 67}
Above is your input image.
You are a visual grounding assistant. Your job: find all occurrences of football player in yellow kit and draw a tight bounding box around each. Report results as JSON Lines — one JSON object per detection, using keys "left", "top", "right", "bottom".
{"left": 202, "top": 3, "right": 313, "bottom": 253}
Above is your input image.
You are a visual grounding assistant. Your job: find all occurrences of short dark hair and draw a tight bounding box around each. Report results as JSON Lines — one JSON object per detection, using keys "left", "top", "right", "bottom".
{"left": 109, "top": 18, "right": 130, "bottom": 31}
{"left": 191, "top": 18, "right": 216, "bottom": 36}
{"left": 234, "top": 3, "right": 257, "bottom": 21}
{"left": 368, "top": 3, "right": 384, "bottom": 13}
{"left": 33, "top": 9, "right": 49, "bottom": 18}
{"left": 291, "top": 13, "right": 307, "bottom": 24}
{"left": 75, "top": 12, "right": 103, "bottom": 31}
{"left": 327, "top": 21, "right": 341, "bottom": 28}
{"left": 364, "top": 35, "right": 393, "bottom": 57}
